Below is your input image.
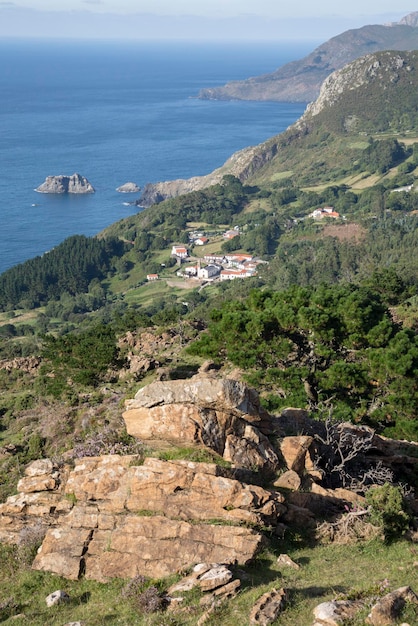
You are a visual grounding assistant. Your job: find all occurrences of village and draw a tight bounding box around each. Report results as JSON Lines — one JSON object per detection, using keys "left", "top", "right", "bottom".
{"left": 146, "top": 226, "right": 269, "bottom": 284}
{"left": 146, "top": 207, "right": 341, "bottom": 284}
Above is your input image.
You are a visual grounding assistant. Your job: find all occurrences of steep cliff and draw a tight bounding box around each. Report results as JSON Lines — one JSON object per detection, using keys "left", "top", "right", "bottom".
{"left": 294, "top": 50, "right": 418, "bottom": 132}
{"left": 198, "top": 13, "right": 418, "bottom": 103}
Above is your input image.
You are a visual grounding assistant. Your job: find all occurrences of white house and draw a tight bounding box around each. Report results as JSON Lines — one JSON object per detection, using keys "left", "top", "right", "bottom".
{"left": 197, "top": 264, "right": 221, "bottom": 280}
{"left": 171, "top": 245, "right": 188, "bottom": 258}
{"left": 220, "top": 268, "right": 249, "bottom": 281}
{"left": 204, "top": 254, "right": 226, "bottom": 265}
{"left": 309, "top": 207, "right": 340, "bottom": 219}
{"left": 194, "top": 236, "right": 209, "bottom": 246}
{"left": 223, "top": 229, "right": 240, "bottom": 239}
{"left": 225, "top": 253, "right": 253, "bottom": 267}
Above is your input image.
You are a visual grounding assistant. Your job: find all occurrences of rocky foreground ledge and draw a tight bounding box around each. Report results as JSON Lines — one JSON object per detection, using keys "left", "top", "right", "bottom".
{"left": 35, "top": 173, "right": 95, "bottom": 194}
{"left": 0, "top": 374, "right": 417, "bottom": 589}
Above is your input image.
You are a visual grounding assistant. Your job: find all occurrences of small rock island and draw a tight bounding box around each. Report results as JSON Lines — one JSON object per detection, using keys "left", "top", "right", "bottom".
{"left": 116, "top": 182, "right": 140, "bottom": 193}
{"left": 35, "top": 173, "right": 95, "bottom": 194}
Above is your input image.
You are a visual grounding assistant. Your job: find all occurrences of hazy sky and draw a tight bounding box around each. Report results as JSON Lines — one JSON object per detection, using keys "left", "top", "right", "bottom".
{"left": 0, "top": 1, "right": 414, "bottom": 39}
{"left": 1, "top": 1, "right": 413, "bottom": 17}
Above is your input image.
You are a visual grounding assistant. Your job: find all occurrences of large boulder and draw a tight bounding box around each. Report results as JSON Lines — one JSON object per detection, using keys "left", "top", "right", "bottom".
{"left": 123, "top": 375, "right": 280, "bottom": 472}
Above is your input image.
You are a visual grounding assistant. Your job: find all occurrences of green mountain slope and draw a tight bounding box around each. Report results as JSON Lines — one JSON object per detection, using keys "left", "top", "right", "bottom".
{"left": 249, "top": 50, "right": 418, "bottom": 187}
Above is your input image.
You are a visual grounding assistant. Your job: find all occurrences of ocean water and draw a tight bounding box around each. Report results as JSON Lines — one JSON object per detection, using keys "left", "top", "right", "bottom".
{"left": 0, "top": 39, "right": 314, "bottom": 274}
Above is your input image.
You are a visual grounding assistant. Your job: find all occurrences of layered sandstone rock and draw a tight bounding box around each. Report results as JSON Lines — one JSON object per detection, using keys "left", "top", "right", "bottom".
{"left": 35, "top": 515, "right": 264, "bottom": 582}
{"left": 123, "top": 375, "right": 280, "bottom": 472}
{"left": 280, "top": 436, "right": 315, "bottom": 474}
{"left": 0, "top": 455, "right": 283, "bottom": 581}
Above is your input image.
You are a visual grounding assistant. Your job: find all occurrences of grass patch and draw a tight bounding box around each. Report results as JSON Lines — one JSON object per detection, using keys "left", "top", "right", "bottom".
{"left": 269, "top": 171, "right": 294, "bottom": 181}
{"left": 243, "top": 198, "right": 273, "bottom": 214}
{"left": 122, "top": 281, "right": 174, "bottom": 306}
{"left": 186, "top": 221, "right": 211, "bottom": 229}
{"left": 193, "top": 239, "right": 223, "bottom": 256}
{"left": 0, "top": 533, "right": 416, "bottom": 625}
{"left": 155, "top": 445, "right": 231, "bottom": 467}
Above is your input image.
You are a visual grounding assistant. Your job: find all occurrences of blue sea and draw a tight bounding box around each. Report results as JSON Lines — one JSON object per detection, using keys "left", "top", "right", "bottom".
{"left": 0, "top": 38, "right": 315, "bottom": 274}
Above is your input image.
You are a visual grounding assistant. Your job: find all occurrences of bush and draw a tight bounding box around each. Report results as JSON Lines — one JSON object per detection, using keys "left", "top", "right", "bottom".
{"left": 365, "top": 483, "right": 410, "bottom": 541}
{"left": 71, "top": 428, "right": 144, "bottom": 459}
{"left": 135, "top": 586, "right": 168, "bottom": 613}
{"left": 121, "top": 577, "right": 168, "bottom": 614}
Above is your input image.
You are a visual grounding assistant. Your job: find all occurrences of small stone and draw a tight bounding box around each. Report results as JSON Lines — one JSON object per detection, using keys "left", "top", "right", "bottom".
{"left": 273, "top": 470, "right": 301, "bottom": 491}
{"left": 277, "top": 554, "right": 300, "bottom": 569}
{"left": 198, "top": 565, "right": 233, "bottom": 592}
{"left": 200, "top": 578, "right": 241, "bottom": 606}
{"left": 313, "top": 600, "right": 363, "bottom": 625}
{"left": 45, "top": 590, "right": 70, "bottom": 607}
{"left": 250, "top": 588, "right": 286, "bottom": 625}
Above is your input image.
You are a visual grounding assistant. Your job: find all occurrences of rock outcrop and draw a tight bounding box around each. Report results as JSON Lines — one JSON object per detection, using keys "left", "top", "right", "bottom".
{"left": 0, "top": 455, "right": 282, "bottom": 581}
{"left": 0, "top": 356, "right": 41, "bottom": 374}
{"left": 35, "top": 173, "right": 95, "bottom": 194}
{"left": 123, "top": 374, "right": 280, "bottom": 472}
{"left": 0, "top": 375, "right": 416, "bottom": 588}
{"left": 298, "top": 51, "right": 417, "bottom": 122}
{"left": 366, "top": 586, "right": 418, "bottom": 625}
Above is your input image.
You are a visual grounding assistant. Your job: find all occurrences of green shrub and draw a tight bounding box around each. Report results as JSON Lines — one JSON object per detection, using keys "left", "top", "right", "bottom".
{"left": 365, "top": 483, "right": 410, "bottom": 541}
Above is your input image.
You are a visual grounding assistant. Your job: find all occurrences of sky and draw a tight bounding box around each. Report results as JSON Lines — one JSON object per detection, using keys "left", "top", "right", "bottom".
{"left": 0, "top": 1, "right": 415, "bottom": 40}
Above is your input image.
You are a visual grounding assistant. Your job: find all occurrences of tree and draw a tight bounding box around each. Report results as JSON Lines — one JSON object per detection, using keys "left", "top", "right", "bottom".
{"left": 188, "top": 284, "right": 417, "bottom": 436}
{"left": 39, "top": 324, "right": 121, "bottom": 396}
